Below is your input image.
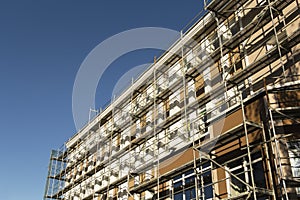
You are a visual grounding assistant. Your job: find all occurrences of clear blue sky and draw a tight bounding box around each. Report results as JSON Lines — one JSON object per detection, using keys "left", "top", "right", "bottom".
{"left": 0, "top": 1, "right": 203, "bottom": 199}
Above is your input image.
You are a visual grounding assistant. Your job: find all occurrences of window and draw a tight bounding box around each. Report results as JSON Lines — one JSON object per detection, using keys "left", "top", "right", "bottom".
{"left": 164, "top": 99, "right": 170, "bottom": 118}
{"left": 174, "top": 193, "right": 183, "bottom": 200}
{"left": 200, "top": 163, "right": 213, "bottom": 199}
{"left": 227, "top": 162, "right": 248, "bottom": 196}
{"left": 225, "top": 153, "right": 267, "bottom": 198}
{"left": 173, "top": 172, "right": 195, "bottom": 200}
{"left": 288, "top": 141, "right": 300, "bottom": 194}
{"left": 194, "top": 73, "right": 205, "bottom": 98}
{"left": 172, "top": 168, "right": 211, "bottom": 200}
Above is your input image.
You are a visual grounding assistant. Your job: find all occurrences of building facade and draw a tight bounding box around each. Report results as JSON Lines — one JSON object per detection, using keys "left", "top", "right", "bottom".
{"left": 44, "top": 0, "right": 300, "bottom": 199}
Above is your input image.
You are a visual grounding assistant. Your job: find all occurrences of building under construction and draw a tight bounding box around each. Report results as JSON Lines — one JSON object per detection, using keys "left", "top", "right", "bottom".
{"left": 44, "top": 0, "right": 300, "bottom": 199}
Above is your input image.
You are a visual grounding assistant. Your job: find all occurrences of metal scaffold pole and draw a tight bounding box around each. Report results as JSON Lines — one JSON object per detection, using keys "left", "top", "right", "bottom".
{"left": 106, "top": 95, "right": 116, "bottom": 199}
{"left": 50, "top": 150, "right": 59, "bottom": 199}
{"left": 269, "top": 102, "right": 289, "bottom": 200}
{"left": 192, "top": 122, "right": 200, "bottom": 200}
{"left": 264, "top": 79, "right": 289, "bottom": 200}
{"left": 153, "top": 67, "right": 161, "bottom": 200}
{"left": 261, "top": 121, "right": 277, "bottom": 199}
{"left": 267, "top": 0, "right": 287, "bottom": 80}
{"left": 240, "top": 91, "right": 257, "bottom": 200}
{"left": 127, "top": 77, "right": 135, "bottom": 199}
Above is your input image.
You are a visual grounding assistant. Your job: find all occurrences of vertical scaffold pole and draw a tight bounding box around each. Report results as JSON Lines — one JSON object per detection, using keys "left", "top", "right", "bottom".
{"left": 153, "top": 67, "right": 161, "bottom": 200}
{"left": 268, "top": 0, "right": 287, "bottom": 79}
{"left": 240, "top": 92, "right": 257, "bottom": 200}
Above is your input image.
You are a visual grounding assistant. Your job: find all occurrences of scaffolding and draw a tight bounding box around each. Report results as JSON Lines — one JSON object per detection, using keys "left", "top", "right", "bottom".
{"left": 44, "top": 0, "right": 300, "bottom": 199}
